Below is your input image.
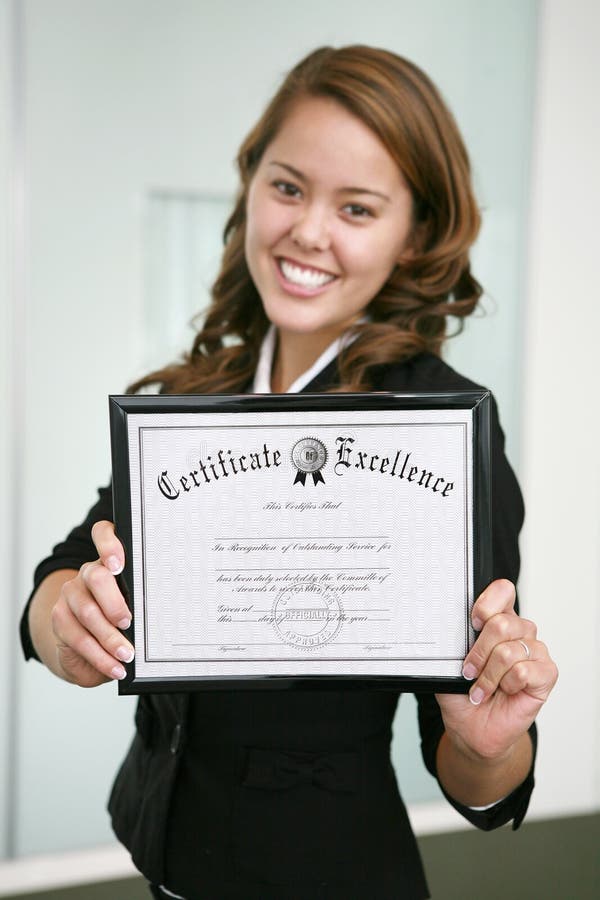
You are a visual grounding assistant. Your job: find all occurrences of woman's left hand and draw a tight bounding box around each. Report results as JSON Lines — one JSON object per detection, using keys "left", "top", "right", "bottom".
{"left": 436, "top": 579, "right": 558, "bottom": 761}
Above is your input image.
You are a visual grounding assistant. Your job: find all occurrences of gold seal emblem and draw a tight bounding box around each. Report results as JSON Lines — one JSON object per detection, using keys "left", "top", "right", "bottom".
{"left": 291, "top": 437, "right": 327, "bottom": 485}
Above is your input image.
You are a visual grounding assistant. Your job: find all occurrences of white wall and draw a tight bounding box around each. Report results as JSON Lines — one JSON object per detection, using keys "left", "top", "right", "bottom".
{"left": 520, "top": 0, "right": 600, "bottom": 818}
{"left": 0, "top": 0, "right": 15, "bottom": 862}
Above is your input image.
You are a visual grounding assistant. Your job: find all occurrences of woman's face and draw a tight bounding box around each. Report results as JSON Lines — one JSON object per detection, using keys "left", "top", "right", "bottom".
{"left": 245, "top": 95, "right": 414, "bottom": 341}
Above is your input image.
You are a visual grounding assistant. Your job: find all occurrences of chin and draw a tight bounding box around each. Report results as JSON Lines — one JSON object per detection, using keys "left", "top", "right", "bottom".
{"left": 261, "top": 304, "right": 331, "bottom": 336}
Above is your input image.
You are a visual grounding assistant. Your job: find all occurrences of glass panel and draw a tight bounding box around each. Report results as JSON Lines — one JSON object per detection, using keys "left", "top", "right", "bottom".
{"left": 143, "top": 191, "right": 232, "bottom": 372}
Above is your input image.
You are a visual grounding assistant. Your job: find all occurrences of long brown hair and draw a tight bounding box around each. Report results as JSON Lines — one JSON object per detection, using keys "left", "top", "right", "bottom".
{"left": 130, "top": 45, "right": 482, "bottom": 395}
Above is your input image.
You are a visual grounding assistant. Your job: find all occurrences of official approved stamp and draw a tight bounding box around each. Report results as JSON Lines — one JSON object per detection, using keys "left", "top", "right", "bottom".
{"left": 272, "top": 578, "right": 343, "bottom": 649}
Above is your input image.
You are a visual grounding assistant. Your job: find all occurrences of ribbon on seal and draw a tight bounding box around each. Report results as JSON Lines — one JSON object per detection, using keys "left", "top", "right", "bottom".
{"left": 293, "top": 468, "right": 325, "bottom": 486}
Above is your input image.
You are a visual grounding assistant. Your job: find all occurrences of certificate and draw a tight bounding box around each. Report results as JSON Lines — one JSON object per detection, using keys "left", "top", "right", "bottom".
{"left": 109, "top": 392, "right": 492, "bottom": 694}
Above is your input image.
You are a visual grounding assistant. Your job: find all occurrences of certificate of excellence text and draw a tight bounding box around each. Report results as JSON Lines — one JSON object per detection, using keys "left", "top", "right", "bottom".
{"left": 127, "top": 408, "right": 474, "bottom": 680}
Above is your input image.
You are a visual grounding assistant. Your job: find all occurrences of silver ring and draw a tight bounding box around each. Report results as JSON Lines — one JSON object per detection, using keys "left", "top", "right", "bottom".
{"left": 518, "top": 639, "right": 530, "bottom": 660}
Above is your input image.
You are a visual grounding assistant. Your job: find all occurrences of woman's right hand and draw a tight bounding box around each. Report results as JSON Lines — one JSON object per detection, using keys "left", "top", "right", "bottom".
{"left": 49, "top": 521, "right": 134, "bottom": 687}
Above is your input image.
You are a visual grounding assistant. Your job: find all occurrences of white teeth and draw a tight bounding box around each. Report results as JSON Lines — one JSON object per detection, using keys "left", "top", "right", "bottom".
{"left": 279, "top": 259, "right": 336, "bottom": 288}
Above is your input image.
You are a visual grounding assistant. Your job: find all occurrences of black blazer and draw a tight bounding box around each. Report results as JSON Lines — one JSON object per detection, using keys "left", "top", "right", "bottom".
{"left": 20, "top": 352, "right": 535, "bottom": 900}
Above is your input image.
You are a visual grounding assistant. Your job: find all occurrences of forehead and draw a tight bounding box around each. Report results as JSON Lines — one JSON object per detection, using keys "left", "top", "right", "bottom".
{"left": 264, "top": 96, "right": 405, "bottom": 191}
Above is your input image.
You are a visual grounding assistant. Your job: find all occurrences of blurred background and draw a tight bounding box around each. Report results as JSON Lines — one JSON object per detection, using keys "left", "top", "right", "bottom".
{"left": 0, "top": 0, "right": 598, "bottom": 897}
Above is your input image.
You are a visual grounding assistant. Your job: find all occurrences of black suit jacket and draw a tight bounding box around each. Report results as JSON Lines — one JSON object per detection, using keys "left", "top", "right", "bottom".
{"left": 20, "top": 352, "right": 535, "bottom": 900}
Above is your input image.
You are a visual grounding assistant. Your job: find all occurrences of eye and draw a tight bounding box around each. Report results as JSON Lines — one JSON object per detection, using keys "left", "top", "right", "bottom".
{"left": 271, "top": 180, "right": 302, "bottom": 198}
{"left": 343, "top": 203, "right": 374, "bottom": 219}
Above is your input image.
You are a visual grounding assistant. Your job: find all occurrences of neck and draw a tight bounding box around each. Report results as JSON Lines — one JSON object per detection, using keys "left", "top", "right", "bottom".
{"left": 270, "top": 327, "right": 342, "bottom": 393}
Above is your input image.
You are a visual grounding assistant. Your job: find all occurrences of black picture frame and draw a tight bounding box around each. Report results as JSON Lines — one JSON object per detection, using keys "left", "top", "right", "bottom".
{"left": 109, "top": 391, "right": 491, "bottom": 695}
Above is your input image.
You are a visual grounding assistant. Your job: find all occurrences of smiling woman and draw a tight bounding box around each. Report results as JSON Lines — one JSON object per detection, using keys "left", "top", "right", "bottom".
{"left": 20, "top": 43, "right": 558, "bottom": 900}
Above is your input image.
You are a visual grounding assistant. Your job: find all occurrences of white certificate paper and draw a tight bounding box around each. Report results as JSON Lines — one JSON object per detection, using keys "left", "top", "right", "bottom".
{"left": 122, "top": 405, "right": 476, "bottom": 683}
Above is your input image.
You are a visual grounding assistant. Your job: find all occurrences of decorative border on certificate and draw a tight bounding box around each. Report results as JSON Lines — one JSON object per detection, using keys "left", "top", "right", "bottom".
{"left": 110, "top": 392, "right": 492, "bottom": 694}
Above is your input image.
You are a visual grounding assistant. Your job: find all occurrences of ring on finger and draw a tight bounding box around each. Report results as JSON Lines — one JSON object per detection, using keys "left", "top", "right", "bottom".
{"left": 518, "top": 639, "right": 530, "bottom": 660}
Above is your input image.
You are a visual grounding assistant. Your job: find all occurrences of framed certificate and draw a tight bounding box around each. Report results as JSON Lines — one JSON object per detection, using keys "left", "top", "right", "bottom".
{"left": 109, "top": 392, "right": 492, "bottom": 694}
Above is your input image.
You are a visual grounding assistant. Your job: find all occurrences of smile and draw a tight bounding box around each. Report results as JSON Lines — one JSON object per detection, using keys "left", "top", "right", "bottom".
{"left": 277, "top": 257, "right": 338, "bottom": 288}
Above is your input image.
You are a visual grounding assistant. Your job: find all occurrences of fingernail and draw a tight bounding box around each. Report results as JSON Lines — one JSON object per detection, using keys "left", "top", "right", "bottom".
{"left": 469, "top": 686, "right": 485, "bottom": 705}
{"left": 115, "top": 646, "right": 135, "bottom": 663}
{"left": 106, "top": 556, "right": 123, "bottom": 575}
{"left": 472, "top": 616, "right": 483, "bottom": 631}
{"left": 118, "top": 617, "right": 132, "bottom": 630}
{"left": 462, "top": 662, "right": 477, "bottom": 680}
{"left": 111, "top": 664, "right": 127, "bottom": 680}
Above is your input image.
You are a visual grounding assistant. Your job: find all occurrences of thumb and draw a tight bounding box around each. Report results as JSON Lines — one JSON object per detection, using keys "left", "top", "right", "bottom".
{"left": 91, "top": 520, "right": 125, "bottom": 575}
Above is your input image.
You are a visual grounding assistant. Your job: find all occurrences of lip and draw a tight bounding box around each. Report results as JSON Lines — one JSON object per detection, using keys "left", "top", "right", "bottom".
{"left": 273, "top": 256, "right": 339, "bottom": 298}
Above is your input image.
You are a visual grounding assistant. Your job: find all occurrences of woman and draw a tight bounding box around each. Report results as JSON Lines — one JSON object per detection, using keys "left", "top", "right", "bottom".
{"left": 21, "top": 46, "right": 558, "bottom": 899}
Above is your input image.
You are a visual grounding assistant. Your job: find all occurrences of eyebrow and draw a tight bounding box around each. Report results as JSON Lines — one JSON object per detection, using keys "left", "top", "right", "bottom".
{"left": 267, "top": 160, "right": 391, "bottom": 203}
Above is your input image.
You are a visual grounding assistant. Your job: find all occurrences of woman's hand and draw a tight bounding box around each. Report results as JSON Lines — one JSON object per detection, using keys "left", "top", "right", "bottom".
{"left": 436, "top": 579, "right": 558, "bottom": 763}
{"left": 45, "top": 521, "right": 134, "bottom": 687}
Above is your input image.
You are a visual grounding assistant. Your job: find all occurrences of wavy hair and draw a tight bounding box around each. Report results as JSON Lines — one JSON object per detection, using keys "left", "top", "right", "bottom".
{"left": 130, "top": 45, "right": 482, "bottom": 395}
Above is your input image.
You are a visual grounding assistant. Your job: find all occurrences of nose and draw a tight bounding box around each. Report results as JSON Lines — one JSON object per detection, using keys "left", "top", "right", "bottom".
{"left": 290, "top": 204, "right": 331, "bottom": 252}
